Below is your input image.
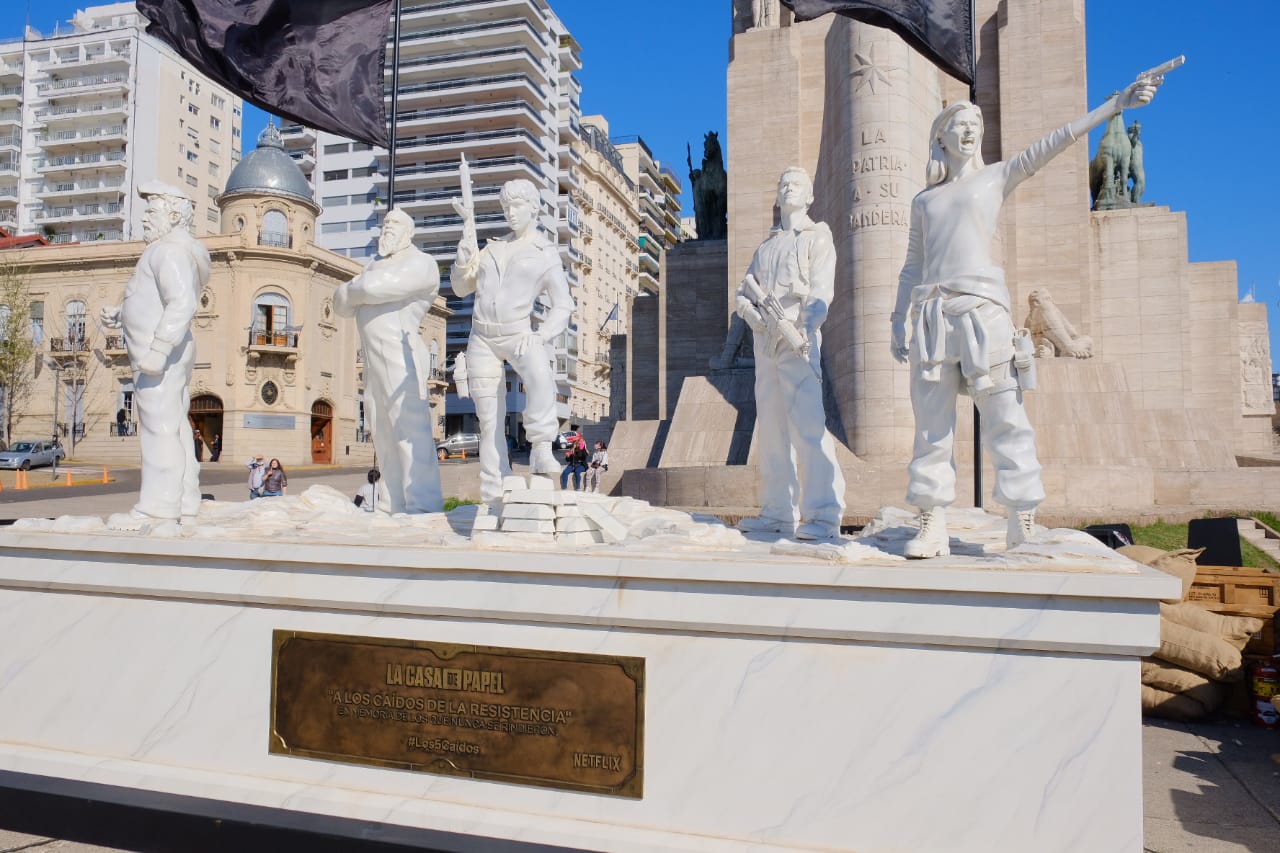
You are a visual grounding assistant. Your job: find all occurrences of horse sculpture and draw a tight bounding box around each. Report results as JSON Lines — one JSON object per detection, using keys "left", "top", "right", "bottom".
{"left": 1089, "top": 111, "right": 1132, "bottom": 210}
{"left": 687, "top": 131, "right": 727, "bottom": 240}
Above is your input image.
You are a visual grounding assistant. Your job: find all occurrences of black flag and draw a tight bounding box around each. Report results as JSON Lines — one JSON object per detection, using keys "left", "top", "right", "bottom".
{"left": 137, "top": 0, "right": 395, "bottom": 148}
{"left": 779, "top": 1, "right": 974, "bottom": 86}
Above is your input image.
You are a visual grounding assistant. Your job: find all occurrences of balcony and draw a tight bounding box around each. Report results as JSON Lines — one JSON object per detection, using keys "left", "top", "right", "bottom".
{"left": 247, "top": 326, "right": 300, "bottom": 350}
{"left": 258, "top": 229, "right": 292, "bottom": 248}
{"left": 0, "top": 85, "right": 20, "bottom": 106}
{"left": 37, "top": 177, "right": 125, "bottom": 199}
{"left": 58, "top": 421, "right": 86, "bottom": 440}
{"left": 36, "top": 150, "right": 127, "bottom": 173}
{"left": 32, "top": 100, "right": 128, "bottom": 125}
{"left": 39, "top": 47, "right": 131, "bottom": 72}
{"left": 36, "top": 124, "right": 126, "bottom": 148}
{"left": 395, "top": 99, "right": 546, "bottom": 136}
{"left": 33, "top": 202, "right": 123, "bottom": 223}
{"left": 49, "top": 336, "right": 91, "bottom": 360}
{"left": 36, "top": 73, "right": 129, "bottom": 97}
{"left": 279, "top": 124, "right": 316, "bottom": 146}
{"left": 0, "top": 157, "right": 16, "bottom": 177}
{"left": 0, "top": 133, "right": 17, "bottom": 152}
{"left": 0, "top": 109, "right": 18, "bottom": 127}
{"left": 0, "top": 184, "right": 16, "bottom": 202}
{"left": 102, "top": 333, "right": 126, "bottom": 353}
{"left": 109, "top": 420, "right": 137, "bottom": 437}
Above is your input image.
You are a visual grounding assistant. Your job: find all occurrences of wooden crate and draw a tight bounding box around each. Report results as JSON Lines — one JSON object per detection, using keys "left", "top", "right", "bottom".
{"left": 1189, "top": 565, "right": 1279, "bottom": 656}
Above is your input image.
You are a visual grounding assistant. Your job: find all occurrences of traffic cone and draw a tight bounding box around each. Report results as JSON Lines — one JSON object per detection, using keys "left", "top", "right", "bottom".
{"left": 102, "top": 466, "right": 109, "bottom": 483}
{"left": 16, "top": 469, "right": 26, "bottom": 490}
{"left": 65, "top": 468, "right": 73, "bottom": 486}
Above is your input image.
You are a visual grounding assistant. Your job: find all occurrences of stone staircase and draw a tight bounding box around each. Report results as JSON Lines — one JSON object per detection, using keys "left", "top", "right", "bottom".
{"left": 1237, "top": 517, "right": 1280, "bottom": 563}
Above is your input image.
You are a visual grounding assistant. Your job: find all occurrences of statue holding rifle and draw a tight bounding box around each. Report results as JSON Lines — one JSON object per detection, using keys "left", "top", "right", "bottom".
{"left": 891, "top": 58, "right": 1181, "bottom": 558}
{"left": 734, "top": 166, "right": 845, "bottom": 540}
{"left": 451, "top": 156, "right": 575, "bottom": 503}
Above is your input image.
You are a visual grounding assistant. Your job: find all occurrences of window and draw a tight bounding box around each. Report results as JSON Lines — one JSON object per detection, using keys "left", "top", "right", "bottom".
{"left": 186, "top": 151, "right": 198, "bottom": 162}
{"left": 206, "top": 186, "right": 218, "bottom": 200}
{"left": 354, "top": 165, "right": 379, "bottom": 177}
{"left": 65, "top": 300, "right": 86, "bottom": 344}
{"left": 252, "top": 293, "right": 291, "bottom": 345}
{"left": 29, "top": 301, "right": 43, "bottom": 343}
{"left": 322, "top": 195, "right": 348, "bottom": 207}
{"left": 211, "top": 94, "right": 225, "bottom": 110}
{"left": 352, "top": 142, "right": 372, "bottom": 152}
{"left": 209, "top": 116, "right": 221, "bottom": 131}
{"left": 323, "top": 169, "right": 348, "bottom": 182}
{"left": 323, "top": 143, "right": 349, "bottom": 155}
{"left": 186, "top": 175, "right": 198, "bottom": 188}
{"left": 259, "top": 209, "right": 289, "bottom": 247}
{"left": 187, "top": 103, "right": 199, "bottom": 116}
{"left": 208, "top": 162, "right": 219, "bottom": 177}
{"left": 206, "top": 208, "right": 218, "bottom": 222}
{"left": 321, "top": 222, "right": 347, "bottom": 234}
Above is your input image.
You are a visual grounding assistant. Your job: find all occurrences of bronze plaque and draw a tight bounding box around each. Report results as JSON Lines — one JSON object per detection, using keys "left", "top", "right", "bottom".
{"left": 269, "top": 631, "right": 644, "bottom": 798}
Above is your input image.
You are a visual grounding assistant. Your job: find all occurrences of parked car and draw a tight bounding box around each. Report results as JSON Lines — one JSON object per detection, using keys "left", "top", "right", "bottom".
{"left": 553, "top": 430, "right": 581, "bottom": 451}
{"left": 437, "top": 432, "right": 480, "bottom": 460}
{"left": 0, "top": 439, "right": 65, "bottom": 470}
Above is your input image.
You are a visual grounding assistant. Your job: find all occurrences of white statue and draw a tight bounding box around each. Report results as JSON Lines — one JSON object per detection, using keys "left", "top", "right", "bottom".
{"left": 101, "top": 182, "right": 207, "bottom": 532}
{"left": 891, "top": 75, "right": 1164, "bottom": 557}
{"left": 334, "top": 208, "right": 443, "bottom": 513}
{"left": 451, "top": 179, "right": 575, "bottom": 503}
{"left": 1025, "top": 288, "right": 1093, "bottom": 359}
{"left": 735, "top": 167, "right": 846, "bottom": 540}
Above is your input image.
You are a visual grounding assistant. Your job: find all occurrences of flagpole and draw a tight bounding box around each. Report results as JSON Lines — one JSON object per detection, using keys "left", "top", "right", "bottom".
{"left": 386, "top": 0, "right": 402, "bottom": 213}
{"left": 969, "top": 0, "right": 984, "bottom": 510}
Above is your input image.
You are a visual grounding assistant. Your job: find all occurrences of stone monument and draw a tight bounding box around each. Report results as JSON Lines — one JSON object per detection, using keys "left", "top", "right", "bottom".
{"left": 687, "top": 131, "right": 728, "bottom": 241}
{"left": 334, "top": 207, "right": 444, "bottom": 513}
{"left": 451, "top": 178, "right": 575, "bottom": 503}
{"left": 101, "top": 182, "right": 207, "bottom": 535}
{"left": 1025, "top": 288, "right": 1094, "bottom": 359}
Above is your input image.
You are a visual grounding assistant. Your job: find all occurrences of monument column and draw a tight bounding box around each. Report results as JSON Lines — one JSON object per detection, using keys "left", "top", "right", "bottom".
{"left": 814, "top": 20, "right": 941, "bottom": 461}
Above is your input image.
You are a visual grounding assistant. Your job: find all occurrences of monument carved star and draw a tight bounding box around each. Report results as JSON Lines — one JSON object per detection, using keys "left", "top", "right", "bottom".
{"left": 850, "top": 49, "right": 903, "bottom": 94}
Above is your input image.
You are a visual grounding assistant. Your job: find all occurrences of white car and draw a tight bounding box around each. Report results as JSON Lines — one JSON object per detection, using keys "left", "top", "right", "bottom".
{"left": 0, "top": 439, "right": 65, "bottom": 470}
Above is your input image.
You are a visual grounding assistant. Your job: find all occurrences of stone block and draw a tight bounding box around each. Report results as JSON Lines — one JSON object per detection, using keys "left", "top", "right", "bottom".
{"left": 580, "top": 502, "right": 629, "bottom": 543}
{"left": 502, "top": 476, "right": 526, "bottom": 493}
{"left": 555, "top": 530, "right": 604, "bottom": 546}
{"left": 499, "top": 518, "right": 556, "bottom": 535}
{"left": 556, "top": 517, "right": 593, "bottom": 534}
{"left": 471, "top": 514, "right": 499, "bottom": 532}
{"left": 501, "top": 504, "right": 556, "bottom": 522}
{"left": 528, "top": 476, "right": 555, "bottom": 491}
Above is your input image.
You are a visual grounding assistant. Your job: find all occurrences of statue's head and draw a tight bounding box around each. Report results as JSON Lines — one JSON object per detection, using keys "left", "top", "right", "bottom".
{"left": 926, "top": 101, "right": 984, "bottom": 186}
{"left": 776, "top": 166, "right": 814, "bottom": 212}
{"left": 500, "top": 179, "right": 540, "bottom": 231}
{"left": 378, "top": 208, "right": 414, "bottom": 256}
{"left": 1128, "top": 121, "right": 1142, "bottom": 138}
{"left": 1027, "top": 288, "right": 1050, "bottom": 309}
{"left": 138, "top": 181, "right": 194, "bottom": 243}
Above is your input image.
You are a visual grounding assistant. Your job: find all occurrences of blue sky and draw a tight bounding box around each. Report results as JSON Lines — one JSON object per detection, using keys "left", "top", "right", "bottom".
{"left": 11, "top": 1, "right": 1279, "bottom": 367}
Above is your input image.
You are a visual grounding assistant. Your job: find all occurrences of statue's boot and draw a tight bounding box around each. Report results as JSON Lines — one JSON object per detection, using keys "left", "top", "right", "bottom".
{"left": 1007, "top": 508, "right": 1037, "bottom": 549}
{"left": 904, "top": 507, "right": 950, "bottom": 559}
{"left": 796, "top": 520, "right": 841, "bottom": 541}
{"left": 529, "top": 441, "right": 560, "bottom": 475}
{"left": 738, "top": 515, "right": 795, "bottom": 537}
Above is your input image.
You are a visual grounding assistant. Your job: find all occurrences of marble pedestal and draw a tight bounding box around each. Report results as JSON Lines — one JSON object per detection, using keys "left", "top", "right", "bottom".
{"left": 0, "top": 530, "right": 1177, "bottom": 852}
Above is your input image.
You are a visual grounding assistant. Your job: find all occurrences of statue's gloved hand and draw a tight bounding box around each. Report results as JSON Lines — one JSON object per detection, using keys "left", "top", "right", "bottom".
{"left": 890, "top": 315, "right": 909, "bottom": 364}
{"left": 136, "top": 348, "right": 167, "bottom": 376}
{"left": 100, "top": 305, "right": 122, "bottom": 329}
{"left": 1116, "top": 80, "right": 1158, "bottom": 111}
{"left": 513, "top": 331, "right": 544, "bottom": 360}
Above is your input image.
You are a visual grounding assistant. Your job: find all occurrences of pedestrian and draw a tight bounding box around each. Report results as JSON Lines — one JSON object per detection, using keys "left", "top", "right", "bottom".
{"left": 246, "top": 454, "right": 266, "bottom": 499}
{"left": 193, "top": 428, "right": 203, "bottom": 462}
{"left": 354, "top": 468, "right": 390, "bottom": 513}
{"left": 584, "top": 441, "right": 609, "bottom": 494}
{"left": 261, "top": 458, "right": 287, "bottom": 497}
{"left": 209, "top": 433, "right": 221, "bottom": 462}
{"left": 559, "top": 436, "right": 589, "bottom": 491}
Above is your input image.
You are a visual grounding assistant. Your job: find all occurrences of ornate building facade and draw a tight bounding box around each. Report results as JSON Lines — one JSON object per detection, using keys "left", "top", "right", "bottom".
{"left": 4, "top": 125, "right": 449, "bottom": 467}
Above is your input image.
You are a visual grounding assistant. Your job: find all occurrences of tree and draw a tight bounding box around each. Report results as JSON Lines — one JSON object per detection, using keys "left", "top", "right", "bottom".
{"left": 0, "top": 258, "right": 36, "bottom": 446}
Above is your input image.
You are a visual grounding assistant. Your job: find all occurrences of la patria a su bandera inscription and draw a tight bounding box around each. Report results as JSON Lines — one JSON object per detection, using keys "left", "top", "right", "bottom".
{"left": 270, "top": 631, "right": 644, "bottom": 798}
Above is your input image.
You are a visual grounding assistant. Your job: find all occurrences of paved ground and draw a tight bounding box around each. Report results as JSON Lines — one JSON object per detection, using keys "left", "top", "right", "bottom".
{"left": 0, "top": 466, "right": 1277, "bottom": 850}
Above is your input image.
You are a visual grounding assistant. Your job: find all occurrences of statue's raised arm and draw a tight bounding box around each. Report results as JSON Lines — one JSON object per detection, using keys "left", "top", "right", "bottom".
{"left": 889, "top": 57, "right": 1180, "bottom": 559}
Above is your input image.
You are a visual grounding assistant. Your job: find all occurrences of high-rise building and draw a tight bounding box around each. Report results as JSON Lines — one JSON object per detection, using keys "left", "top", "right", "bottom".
{"left": 280, "top": 0, "right": 682, "bottom": 434}
{"left": 614, "top": 135, "right": 683, "bottom": 296}
{"left": 0, "top": 3, "right": 242, "bottom": 244}
{"left": 573, "top": 115, "right": 641, "bottom": 424}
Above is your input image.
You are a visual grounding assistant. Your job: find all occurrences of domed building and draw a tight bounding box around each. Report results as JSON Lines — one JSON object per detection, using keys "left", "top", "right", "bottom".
{"left": 1, "top": 122, "right": 449, "bottom": 468}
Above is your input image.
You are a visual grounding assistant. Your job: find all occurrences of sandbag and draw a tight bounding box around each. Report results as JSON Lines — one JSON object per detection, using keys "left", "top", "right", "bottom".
{"left": 1140, "top": 659, "right": 1227, "bottom": 711}
{"left": 1153, "top": 619, "right": 1244, "bottom": 681}
{"left": 1141, "top": 683, "right": 1215, "bottom": 722}
{"left": 1118, "top": 545, "right": 1204, "bottom": 602}
{"left": 1160, "top": 602, "right": 1264, "bottom": 651}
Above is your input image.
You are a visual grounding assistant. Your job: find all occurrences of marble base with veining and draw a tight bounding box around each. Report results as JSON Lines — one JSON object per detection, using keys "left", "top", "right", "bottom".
{"left": 0, "top": 524, "right": 1178, "bottom": 852}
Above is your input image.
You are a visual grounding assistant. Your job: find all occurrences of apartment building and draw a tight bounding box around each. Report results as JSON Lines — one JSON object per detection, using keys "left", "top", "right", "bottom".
{"left": 0, "top": 2, "right": 242, "bottom": 245}
{"left": 572, "top": 115, "right": 642, "bottom": 423}
{"left": 614, "top": 135, "right": 683, "bottom": 296}
{"left": 281, "top": 0, "right": 591, "bottom": 439}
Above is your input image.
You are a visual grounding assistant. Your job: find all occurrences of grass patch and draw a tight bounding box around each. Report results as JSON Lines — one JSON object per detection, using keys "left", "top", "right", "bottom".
{"left": 443, "top": 497, "right": 479, "bottom": 512}
{"left": 1127, "top": 518, "right": 1279, "bottom": 571}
